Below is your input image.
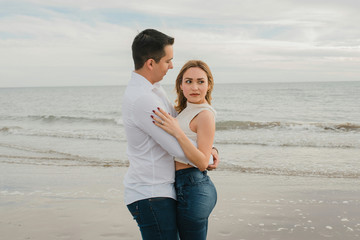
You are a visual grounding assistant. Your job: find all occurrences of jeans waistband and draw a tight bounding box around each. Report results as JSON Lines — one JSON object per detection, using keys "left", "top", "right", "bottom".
{"left": 175, "top": 167, "right": 206, "bottom": 177}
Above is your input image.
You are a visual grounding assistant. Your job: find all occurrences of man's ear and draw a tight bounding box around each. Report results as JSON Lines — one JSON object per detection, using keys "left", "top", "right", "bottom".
{"left": 144, "top": 59, "right": 154, "bottom": 70}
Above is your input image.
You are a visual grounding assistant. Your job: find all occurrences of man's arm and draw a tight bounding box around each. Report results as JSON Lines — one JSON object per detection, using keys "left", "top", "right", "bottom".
{"left": 133, "top": 94, "right": 190, "bottom": 161}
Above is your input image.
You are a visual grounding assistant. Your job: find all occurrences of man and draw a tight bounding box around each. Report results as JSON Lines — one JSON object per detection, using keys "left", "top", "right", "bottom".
{"left": 122, "top": 29, "right": 219, "bottom": 240}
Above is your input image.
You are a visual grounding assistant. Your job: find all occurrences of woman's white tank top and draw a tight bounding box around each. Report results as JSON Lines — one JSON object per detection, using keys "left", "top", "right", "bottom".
{"left": 174, "top": 102, "right": 216, "bottom": 166}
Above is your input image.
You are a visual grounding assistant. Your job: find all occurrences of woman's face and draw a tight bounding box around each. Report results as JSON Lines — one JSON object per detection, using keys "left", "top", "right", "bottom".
{"left": 180, "top": 67, "right": 209, "bottom": 104}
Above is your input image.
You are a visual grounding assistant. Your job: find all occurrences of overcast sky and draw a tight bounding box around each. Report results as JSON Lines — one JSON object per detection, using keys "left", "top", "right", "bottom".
{"left": 1, "top": 0, "right": 359, "bottom": 87}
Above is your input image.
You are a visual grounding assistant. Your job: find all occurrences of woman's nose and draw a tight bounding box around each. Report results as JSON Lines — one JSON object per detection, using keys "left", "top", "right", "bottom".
{"left": 191, "top": 84, "right": 198, "bottom": 90}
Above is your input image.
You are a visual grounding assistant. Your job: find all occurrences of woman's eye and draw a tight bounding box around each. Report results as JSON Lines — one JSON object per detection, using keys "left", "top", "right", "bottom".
{"left": 185, "top": 80, "right": 191, "bottom": 83}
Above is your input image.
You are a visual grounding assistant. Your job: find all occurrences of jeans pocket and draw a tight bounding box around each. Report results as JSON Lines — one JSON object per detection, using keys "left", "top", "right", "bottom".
{"left": 127, "top": 202, "right": 141, "bottom": 225}
{"left": 189, "top": 171, "right": 209, "bottom": 185}
{"left": 176, "top": 186, "right": 185, "bottom": 203}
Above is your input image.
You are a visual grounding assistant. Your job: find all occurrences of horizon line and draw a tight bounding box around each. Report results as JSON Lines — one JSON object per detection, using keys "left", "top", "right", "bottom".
{"left": 1, "top": 80, "right": 359, "bottom": 89}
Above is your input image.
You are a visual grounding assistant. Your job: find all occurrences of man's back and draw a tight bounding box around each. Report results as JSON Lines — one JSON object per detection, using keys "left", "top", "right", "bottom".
{"left": 122, "top": 72, "right": 185, "bottom": 205}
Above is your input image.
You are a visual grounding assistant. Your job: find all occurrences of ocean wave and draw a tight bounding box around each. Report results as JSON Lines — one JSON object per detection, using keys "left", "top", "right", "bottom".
{"left": 216, "top": 120, "right": 360, "bottom": 132}
{"left": 0, "top": 154, "right": 129, "bottom": 167}
{"left": 28, "top": 115, "right": 121, "bottom": 125}
{"left": 213, "top": 140, "right": 360, "bottom": 149}
{"left": 1, "top": 115, "right": 122, "bottom": 126}
{"left": 0, "top": 142, "right": 83, "bottom": 156}
{"left": 0, "top": 143, "right": 128, "bottom": 167}
{"left": 2, "top": 152, "right": 358, "bottom": 179}
{"left": 0, "top": 126, "right": 125, "bottom": 142}
{"left": 0, "top": 126, "right": 22, "bottom": 133}
{"left": 219, "top": 163, "right": 360, "bottom": 179}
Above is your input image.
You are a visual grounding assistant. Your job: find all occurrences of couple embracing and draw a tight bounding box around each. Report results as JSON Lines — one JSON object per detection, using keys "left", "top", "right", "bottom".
{"left": 122, "top": 29, "right": 219, "bottom": 240}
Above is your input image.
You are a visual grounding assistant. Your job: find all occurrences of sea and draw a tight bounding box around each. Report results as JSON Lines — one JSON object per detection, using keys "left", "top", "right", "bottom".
{"left": 0, "top": 81, "right": 359, "bottom": 179}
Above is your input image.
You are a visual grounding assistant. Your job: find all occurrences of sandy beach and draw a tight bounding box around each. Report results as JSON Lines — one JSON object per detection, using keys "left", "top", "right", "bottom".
{"left": 1, "top": 163, "right": 360, "bottom": 240}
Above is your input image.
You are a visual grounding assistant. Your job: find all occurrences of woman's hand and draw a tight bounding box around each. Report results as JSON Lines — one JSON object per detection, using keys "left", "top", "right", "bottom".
{"left": 151, "top": 107, "right": 183, "bottom": 138}
{"left": 207, "top": 148, "right": 220, "bottom": 170}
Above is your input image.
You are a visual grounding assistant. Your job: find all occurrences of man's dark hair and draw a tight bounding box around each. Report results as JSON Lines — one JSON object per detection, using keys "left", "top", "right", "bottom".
{"left": 132, "top": 29, "right": 174, "bottom": 70}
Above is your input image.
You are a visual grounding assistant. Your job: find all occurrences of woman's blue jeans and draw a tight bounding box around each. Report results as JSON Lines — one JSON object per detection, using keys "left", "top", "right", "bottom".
{"left": 127, "top": 197, "right": 178, "bottom": 240}
{"left": 175, "top": 168, "right": 217, "bottom": 240}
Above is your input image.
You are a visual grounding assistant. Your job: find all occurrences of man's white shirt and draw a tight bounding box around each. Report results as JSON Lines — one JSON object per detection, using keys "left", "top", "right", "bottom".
{"left": 122, "top": 72, "right": 189, "bottom": 205}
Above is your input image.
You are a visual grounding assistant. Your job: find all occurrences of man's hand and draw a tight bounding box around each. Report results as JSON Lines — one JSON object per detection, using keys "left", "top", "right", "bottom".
{"left": 207, "top": 147, "right": 220, "bottom": 170}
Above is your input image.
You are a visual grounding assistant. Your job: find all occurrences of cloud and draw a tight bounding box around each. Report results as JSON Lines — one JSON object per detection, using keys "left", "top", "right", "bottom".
{"left": 0, "top": 9, "right": 136, "bottom": 87}
{"left": 0, "top": 0, "right": 359, "bottom": 87}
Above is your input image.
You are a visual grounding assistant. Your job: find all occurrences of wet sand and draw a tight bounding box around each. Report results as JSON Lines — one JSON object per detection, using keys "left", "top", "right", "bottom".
{"left": 1, "top": 163, "right": 359, "bottom": 240}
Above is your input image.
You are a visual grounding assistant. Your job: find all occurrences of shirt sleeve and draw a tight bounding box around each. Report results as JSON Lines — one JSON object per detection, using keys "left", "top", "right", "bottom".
{"left": 132, "top": 93, "right": 191, "bottom": 161}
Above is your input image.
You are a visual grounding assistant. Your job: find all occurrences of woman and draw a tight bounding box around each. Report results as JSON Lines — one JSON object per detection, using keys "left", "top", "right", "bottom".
{"left": 152, "top": 60, "right": 217, "bottom": 240}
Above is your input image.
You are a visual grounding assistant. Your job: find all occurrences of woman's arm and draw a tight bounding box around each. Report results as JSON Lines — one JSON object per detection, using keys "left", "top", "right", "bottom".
{"left": 152, "top": 107, "right": 215, "bottom": 171}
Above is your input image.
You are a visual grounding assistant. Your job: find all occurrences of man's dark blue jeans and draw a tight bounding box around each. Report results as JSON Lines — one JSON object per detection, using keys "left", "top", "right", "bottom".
{"left": 127, "top": 197, "right": 178, "bottom": 240}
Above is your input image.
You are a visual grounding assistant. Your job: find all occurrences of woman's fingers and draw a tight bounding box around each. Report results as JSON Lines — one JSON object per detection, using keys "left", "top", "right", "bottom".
{"left": 153, "top": 107, "right": 171, "bottom": 121}
{"left": 151, "top": 108, "right": 179, "bottom": 136}
{"left": 151, "top": 114, "right": 163, "bottom": 125}
{"left": 152, "top": 107, "right": 175, "bottom": 130}
{"left": 157, "top": 107, "right": 169, "bottom": 117}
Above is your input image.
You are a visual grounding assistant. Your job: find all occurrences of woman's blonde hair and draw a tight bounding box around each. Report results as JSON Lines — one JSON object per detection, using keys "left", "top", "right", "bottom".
{"left": 174, "top": 60, "right": 214, "bottom": 113}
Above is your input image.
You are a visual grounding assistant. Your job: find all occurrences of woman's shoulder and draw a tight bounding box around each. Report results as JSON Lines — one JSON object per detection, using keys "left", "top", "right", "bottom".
{"left": 187, "top": 102, "right": 216, "bottom": 116}
{"left": 194, "top": 108, "right": 216, "bottom": 131}
{"left": 197, "top": 108, "right": 215, "bottom": 120}
{"left": 198, "top": 103, "right": 216, "bottom": 117}
{"left": 193, "top": 104, "right": 216, "bottom": 124}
